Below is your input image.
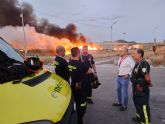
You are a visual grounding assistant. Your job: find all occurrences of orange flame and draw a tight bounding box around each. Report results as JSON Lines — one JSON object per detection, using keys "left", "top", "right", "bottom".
{"left": 0, "top": 26, "right": 102, "bottom": 55}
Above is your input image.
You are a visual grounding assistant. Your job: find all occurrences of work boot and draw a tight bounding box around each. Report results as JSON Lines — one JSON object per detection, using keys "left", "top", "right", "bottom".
{"left": 119, "top": 106, "right": 127, "bottom": 111}
{"left": 87, "top": 99, "right": 94, "bottom": 104}
{"left": 132, "top": 117, "right": 141, "bottom": 123}
{"left": 112, "top": 103, "right": 122, "bottom": 107}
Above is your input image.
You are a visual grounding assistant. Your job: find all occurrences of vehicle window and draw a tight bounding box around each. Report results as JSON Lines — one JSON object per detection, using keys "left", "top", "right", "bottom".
{"left": 0, "top": 38, "right": 24, "bottom": 62}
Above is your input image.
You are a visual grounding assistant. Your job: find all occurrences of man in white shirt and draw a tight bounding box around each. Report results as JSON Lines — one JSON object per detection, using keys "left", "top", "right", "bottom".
{"left": 112, "top": 47, "right": 135, "bottom": 111}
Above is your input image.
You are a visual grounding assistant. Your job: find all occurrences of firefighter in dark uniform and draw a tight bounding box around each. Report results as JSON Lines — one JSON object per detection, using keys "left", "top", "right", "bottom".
{"left": 131, "top": 49, "right": 153, "bottom": 124}
{"left": 54, "top": 46, "right": 70, "bottom": 82}
{"left": 68, "top": 47, "right": 93, "bottom": 124}
{"left": 81, "top": 46, "right": 97, "bottom": 104}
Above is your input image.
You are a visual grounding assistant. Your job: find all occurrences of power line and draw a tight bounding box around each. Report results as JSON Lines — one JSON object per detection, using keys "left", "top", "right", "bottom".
{"left": 34, "top": 9, "right": 109, "bottom": 28}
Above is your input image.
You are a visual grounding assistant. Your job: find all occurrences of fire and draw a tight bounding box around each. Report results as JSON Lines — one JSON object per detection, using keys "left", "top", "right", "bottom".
{"left": 79, "top": 45, "right": 100, "bottom": 51}
{"left": 89, "top": 46, "right": 97, "bottom": 51}
{"left": 0, "top": 26, "right": 102, "bottom": 55}
{"left": 113, "top": 44, "right": 144, "bottom": 51}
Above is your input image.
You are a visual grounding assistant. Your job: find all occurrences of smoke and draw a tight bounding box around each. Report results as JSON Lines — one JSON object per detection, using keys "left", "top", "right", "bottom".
{"left": 0, "top": 0, "right": 86, "bottom": 42}
{"left": 0, "top": 26, "right": 85, "bottom": 50}
{"left": 0, "top": 0, "right": 36, "bottom": 27}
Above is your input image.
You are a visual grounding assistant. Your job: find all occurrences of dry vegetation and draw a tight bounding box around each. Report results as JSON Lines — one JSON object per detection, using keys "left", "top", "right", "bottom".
{"left": 26, "top": 43, "right": 165, "bottom": 66}
{"left": 143, "top": 44, "right": 165, "bottom": 66}
{"left": 90, "top": 50, "right": 119, "bottom": 60}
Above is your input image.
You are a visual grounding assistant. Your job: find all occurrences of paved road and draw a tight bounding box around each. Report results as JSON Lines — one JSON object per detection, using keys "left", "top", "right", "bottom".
{"left": 83, "top": 64, "right": 165, "bottom": 124}
{"left": 45, "top": 63, "right": 165, "bottom": 124}
{"left": 95, "top": 56, "right": 118, "bottom": 65}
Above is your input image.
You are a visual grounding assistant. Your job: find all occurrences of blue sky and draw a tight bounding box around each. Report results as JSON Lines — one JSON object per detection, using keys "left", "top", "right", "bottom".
{"left": 22, "top": 0, "right": 165, "bottom": 42}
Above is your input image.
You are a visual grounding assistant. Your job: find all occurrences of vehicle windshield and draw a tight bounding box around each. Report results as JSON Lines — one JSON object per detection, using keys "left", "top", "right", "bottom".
{"left": 0, "top": 38, "right": 24, "bottom": 62}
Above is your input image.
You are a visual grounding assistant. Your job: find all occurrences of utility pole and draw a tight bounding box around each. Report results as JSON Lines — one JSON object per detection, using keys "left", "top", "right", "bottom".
{"left": 111, "top": 25, "right": 113, "bottom": 42}
{"left": 110, "top": 22, "right": 117, "bottom": 42}
{"left": 122, "top": 32, "right": 127, "bottom": 40}
{"left": 19, "top": 0, "right": 27, "bottom": 57}
{"left": 153, "top": 27, "right": 158, "bottom": 64}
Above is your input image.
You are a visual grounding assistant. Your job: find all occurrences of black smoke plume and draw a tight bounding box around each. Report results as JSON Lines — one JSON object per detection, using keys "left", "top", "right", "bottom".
{"left": 0, "top": 0, "right": 86, "bottom": 42}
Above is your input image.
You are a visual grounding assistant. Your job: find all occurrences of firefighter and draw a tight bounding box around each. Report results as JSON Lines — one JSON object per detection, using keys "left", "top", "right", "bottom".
{"left": 54, "top": 46, "right": 70, "bottom": 83}
{"left": 80, "top": 45, "right": 97, "bottom": 104}
{"left": 131, "top": 49, "right": 153, "bottom": 124}
{"left": 68, "top": 47, "right": 93, "bottom": 124}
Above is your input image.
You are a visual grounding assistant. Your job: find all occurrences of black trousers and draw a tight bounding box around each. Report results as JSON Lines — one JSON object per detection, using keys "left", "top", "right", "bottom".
{"left": 72, "top": 87, "right": 87, "bottom": 124}
{"left": 133, "top": 89, "right": 151, "bottom": 124}
{"left": 84, "top": 75, "right": 92, "bottom": 99}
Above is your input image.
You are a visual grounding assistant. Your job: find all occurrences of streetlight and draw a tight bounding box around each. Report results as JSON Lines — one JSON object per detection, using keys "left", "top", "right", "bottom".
{"left": 110, "top": 21, "right": 117, "bottom": 42}
{"left": 19, "top": 0, "right": 27, "bottom": 57}
{"left": 154, "top": 27, "right": 158, "bottom": 45}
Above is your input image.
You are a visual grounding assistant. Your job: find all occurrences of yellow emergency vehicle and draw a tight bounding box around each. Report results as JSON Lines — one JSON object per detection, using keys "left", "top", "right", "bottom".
{"left": 0, "top": 37, "right": 77, "bottom": 124}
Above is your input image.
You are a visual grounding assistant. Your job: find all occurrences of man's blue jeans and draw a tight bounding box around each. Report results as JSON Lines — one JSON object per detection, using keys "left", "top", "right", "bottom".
{"left": 116, "top": 76, "right": 129, "bottom": 108}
